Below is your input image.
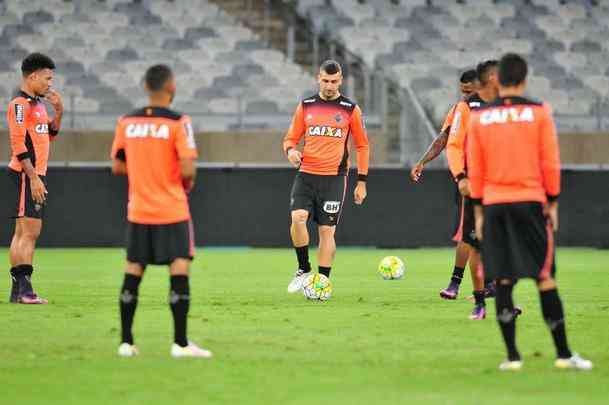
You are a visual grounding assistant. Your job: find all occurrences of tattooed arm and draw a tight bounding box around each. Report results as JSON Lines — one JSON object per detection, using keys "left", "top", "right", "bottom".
{"left": 410, "top": 130, "right": 449, "bottom": 182}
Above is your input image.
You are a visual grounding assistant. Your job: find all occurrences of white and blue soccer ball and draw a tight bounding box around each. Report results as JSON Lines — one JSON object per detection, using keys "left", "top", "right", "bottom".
{"left": 378, "top": 256, "right": 405, "bottom": 280}
{"left": 302, "top": 273, "right": 333, "bottom": 301}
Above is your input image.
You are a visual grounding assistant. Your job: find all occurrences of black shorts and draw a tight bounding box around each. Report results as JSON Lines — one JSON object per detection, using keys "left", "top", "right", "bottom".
{"left": 127, "top": 220, "right": 195, "bottom": 266}
{"left": 481, "top": 202, "right": 556, "bottom": 281}
{"left": 7, "top": 168, "right": 46, "bottom": 219}
{"left": 451, "top": 182, "right": 479, "bottom": 249}
{"left": 290, "top": 172, "right": 347, "bottom": 226}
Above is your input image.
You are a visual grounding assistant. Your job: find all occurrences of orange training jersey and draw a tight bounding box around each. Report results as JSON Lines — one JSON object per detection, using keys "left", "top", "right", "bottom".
{"left": 468, "top": 96, "right": 560, "bottom": 205}
{"left": 283, "top": 94, "right": 369, "bottom": 178}
{"left": 440, "top": 104, "right": 457, "bottom": 134}
{"left": 446, "top": 93, "right": 485, "bottom": 180}
{"left": 7, "top": 90, "right": 58, "bottom": 176}
{"left": 111, "top": 107, "right": 198, "bottom": 225}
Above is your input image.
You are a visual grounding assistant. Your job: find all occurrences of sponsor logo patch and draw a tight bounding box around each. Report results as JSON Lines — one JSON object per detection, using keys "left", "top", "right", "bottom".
{"left": 307, "top": 126, "right": 343, "bottom": 137}
{"left": 183, "top": 121, "right": 196, "bottom": 149}
{"left": 15, "top": 103, "right": 24, "bottom": 124}
{"left": 323, "top": 201, "right": 341, "bottom": 214}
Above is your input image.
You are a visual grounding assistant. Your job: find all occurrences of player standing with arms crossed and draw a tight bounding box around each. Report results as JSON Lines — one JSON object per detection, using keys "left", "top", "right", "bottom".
{"left": 284, "top": 60, "right": 369, "bottom": 293}
{"left": 468, "top": 53, "right": 592, "bottom": 371}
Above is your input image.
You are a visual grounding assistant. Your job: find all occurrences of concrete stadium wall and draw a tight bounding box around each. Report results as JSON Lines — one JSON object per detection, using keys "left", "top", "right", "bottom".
{"left": 0, "top": 130, "right": 389, "bottom": 164}
{"left": 1, "top": 168, "right": 607, "bottom": 248}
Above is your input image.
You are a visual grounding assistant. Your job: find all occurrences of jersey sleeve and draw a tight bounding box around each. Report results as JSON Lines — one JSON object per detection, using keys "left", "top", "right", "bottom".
{"left": 7, "top": 100, "right": 30, "bottom": 161}
{"left": 446, "top": 101, "right": 469, "bottom": 180}
{"left": 282, "top": 102, "right": 305, "bottom": 154}
{"left": 351, "top": 105, "right": 369, "bottom": 179}
{"left": 440, "top": 104, "right": 456, "bottom": 134}
{"left": 175, "top": 115, "right": 198, "bottom": 160}
{"left": 110, "top": 118, "right": 126, "bottom": 161}
{"left": 539, "top": 103, "right": 561, "bottom": 200}
{"left": 467, "top": 114, "right": 484, "bottom": 203}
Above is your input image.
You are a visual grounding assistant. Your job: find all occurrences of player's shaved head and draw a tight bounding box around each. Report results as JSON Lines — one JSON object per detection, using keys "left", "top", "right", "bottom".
{"left": 499, "top": 53, "right": 528, "bottom": 87}
{"left": 476, "top": 60, "right": 499, "bottom": 86}
{"left": 145, "top": 64, "right": 174, "bottom": 92}
{"left": 21, "top": 52, "right": 55, "bottom": 76}
{"left": 320, "top": 60, "right": 342, "bottom": 75}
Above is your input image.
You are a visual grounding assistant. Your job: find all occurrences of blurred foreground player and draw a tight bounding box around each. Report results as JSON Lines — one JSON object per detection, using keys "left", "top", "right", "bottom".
{"left": 468, "top": 53, "right": 592, "bottom": 371}
{"left": 7, "top": 53, "right": 63, "bottom": 304}
{"left": 111, "top": 65, "right": 211, "bottom": 358}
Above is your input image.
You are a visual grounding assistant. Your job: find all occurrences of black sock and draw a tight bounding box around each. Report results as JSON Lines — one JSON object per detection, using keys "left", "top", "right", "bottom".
{"left": 473, "top": 290, "right": 486, "bottom": 306}
{"left": 318, "top": 266, "right": 331, "bottom": 278}
{"left": 9, "top": 267, "right": 18, "bottom": 300}
{"left": 295, "top": 246, "right": 311, "bottom": 272}
{"left": 451, "top": 266, "right": 465, "bottom": 285}
{"left": 119, "top": 274, "right": 142, "bottom": 345}
{"left": 495, "top": 283, "right": 520, "bottom": 361}
{"left": 15, "top": 264, "right": 34, "bottom": 296}
{"left": 170, "top": 275, "right": 190, "bottom": 347}
{"left": 539, "top": 288, "right": 572, "bottom": 359}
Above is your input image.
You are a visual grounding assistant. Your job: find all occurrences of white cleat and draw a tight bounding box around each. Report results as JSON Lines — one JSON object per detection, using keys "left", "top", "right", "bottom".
{"left": 171, "top": 342, "right": 213, "bottom": 359}
{"left": 287, "top": 269, "right": 309, "bottom": 293}
{"left": 118, "top": 343, "right": 139, "bottom": 357}
{"left": 555, "top": 353, "right": 593, "bottom": 371}
{"left": 499, "top": 360, "right": 523, "bottom": 371}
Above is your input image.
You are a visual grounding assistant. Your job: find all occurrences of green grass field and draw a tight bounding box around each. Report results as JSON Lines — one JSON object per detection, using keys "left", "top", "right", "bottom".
{"left": 1, "top": 247, "right": 607, "bottom": 405}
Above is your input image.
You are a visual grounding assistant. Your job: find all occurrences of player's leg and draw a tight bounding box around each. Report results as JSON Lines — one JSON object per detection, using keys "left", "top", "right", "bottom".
{"left": 168, "top": 258, "right": 212, "bottom": 358}
{"left": 440, "top": 241, "right": 469, "bottom": 299}
{"left": 8, "top": 220, "right": 22, "bottom": 303}
{"left": 287, "top": 173, "right": 314, "bottom": 293}
{"left": 495, "top": 278, "right": 522, "bottom": 370}
{"left": 118, "top": 261, "right": 144, "bottom": 357}
{"left": 317, "top": 225, "right": 336, "bottom": 278}
{"left": 13, "top": 217, "right": 46, "bottom": 304}
{"left": 468, "top": 247, "right": 486, "bottom": 320}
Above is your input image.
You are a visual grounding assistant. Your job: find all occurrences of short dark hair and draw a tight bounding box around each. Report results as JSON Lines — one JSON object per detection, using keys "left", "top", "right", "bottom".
{"left": 476, "top": 59, "right": 499, "bottom": 85}
{"left": 499, "top": 53, "right": 528, "bottom": 87}
{"left": 320, "top": 59, "right": 342, "bottom": 75}
{"left": 144, "top": 64, "right": 173, "bottom": 92}
{"left": 460, "top": 69, "right": 477, "bottom": 84}
{"left": 21, "top": 53, "right": 55, "bottom": 76}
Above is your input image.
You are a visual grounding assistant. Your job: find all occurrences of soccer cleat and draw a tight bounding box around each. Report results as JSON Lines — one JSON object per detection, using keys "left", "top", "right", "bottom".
{"left": 171, "top": 342, "right": 213, "bottom": 359}
{"left": 287, "top": 269, "right": 309, "bottom": 293}
{"left": 17, "top": 293, "right": 48, "bottom": 304}
{"left": 499, "top": 360, "right": 523, "bottom": 371}
{"left": 118, "top": 343, "right": 139, "bottom": 357}
{"left": 469, "top": 304, "right": 486, "bottom": 320}
{"left": 513, "top": 305, "right": 523, "bottom": 318}
{"left": 440, "top": 283, "right": 459, "bottom": 300}
{"left": 554, "top": 353, "right": 593, "bottom": 371}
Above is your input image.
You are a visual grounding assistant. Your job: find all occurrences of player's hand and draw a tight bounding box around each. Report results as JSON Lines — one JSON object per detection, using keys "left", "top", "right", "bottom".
{"left": 458, "top": 178, "right": 471, "bottom": 196}
{"left": 474, "top": 208, "right": 484, "bottom": 241}
{"left": 354, "top": 181, "right": 367, "bottom": 205}
{"left": 287, "top": 149, "right": 302, "bottom": 168}
{"left": 410, "top": 163, "right": 424, "bottom": 182}
{"left": 44, "top": 89, "right": 63, "bottom": 113}
{"left": 544, "top": 201, "right": 559, "bottom": 232}
{"left": 30, "top": 175, "right": 48, "bottom": 205}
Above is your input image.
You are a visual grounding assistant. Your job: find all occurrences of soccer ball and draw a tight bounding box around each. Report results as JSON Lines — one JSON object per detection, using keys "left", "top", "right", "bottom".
{"left": 302, "top": 273, "right": 333, "bottom": 301}
{"left": 378, "top": 256, "right": 405, "bottom": 280}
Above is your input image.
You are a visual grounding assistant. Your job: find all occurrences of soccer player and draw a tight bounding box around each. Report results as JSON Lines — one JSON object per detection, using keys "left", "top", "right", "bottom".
{"left": 410, "top": 69, "right": 478, "bottom": 300}
{"left": 111, "top": 65, "right": 211, "bottom": 358}
{"left": 7, "top": 53, "right": 63, "bottom": 304}
{"left": 283, "top": 60, "right": 369, "bottom": 293}
{"left": 468, "top": 53, "right": 592, "bottom": 371}
{"left": 445, "top": 60, "right": 500, "bottom": 319}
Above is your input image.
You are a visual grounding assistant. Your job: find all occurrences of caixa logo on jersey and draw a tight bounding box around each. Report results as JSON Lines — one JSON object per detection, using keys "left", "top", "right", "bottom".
{"left": 126, "top": 123, "right": 170, "bottom": 139}
{"left": 307, "top": 126, "right": 343, "bottom": 138}
{"left": 35, "top": 123, "right": 49, "bottom": 134}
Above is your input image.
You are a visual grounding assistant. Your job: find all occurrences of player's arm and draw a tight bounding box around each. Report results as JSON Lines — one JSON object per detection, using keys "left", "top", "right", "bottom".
{"left": 467, "top": 116, "right": 485, "bottom": 240}
{"left": 351, "top": 105, "right": 369, "bottom": 205}
{"left": 44, "top": 89, "right": 63, "bottom": 141}
{"left": 110, "top": 119, "right": 127, "bottom": 176}
{"left": 540, "top": 104, "right": 561, "bottom": 231}
{"left": 411, "top": 131, "right": 449, "bottom": 182}
{"left": 8, "top": 101, "right": 47, "bottom": 204}
{"left": 176, "top": 116, "right": 198, "bottom": 192}
{"left": 283, "top": 103, "right": 305, "bottom": 168}
{"left": 446, "top": 102, "right": 469, "bottom": 195}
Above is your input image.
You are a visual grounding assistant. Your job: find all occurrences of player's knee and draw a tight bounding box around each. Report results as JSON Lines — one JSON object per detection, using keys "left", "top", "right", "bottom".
{"left": 169, "top": 258, "right": 191, "bottom": 276}
{"left": 318, "top": 226, "right": 336, "bottom": 242}
{"left": 537, "top": 277, "right": 556, "bottom": 291}
{"left": 21, "top": 227, "right": 41, "bottom": 241}
{"left": 291, "top": 210, "right": 308, "bottom": 224}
